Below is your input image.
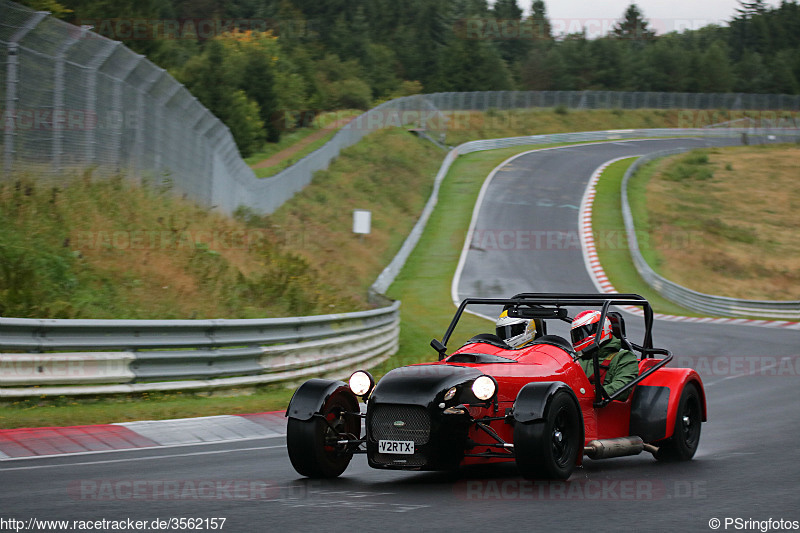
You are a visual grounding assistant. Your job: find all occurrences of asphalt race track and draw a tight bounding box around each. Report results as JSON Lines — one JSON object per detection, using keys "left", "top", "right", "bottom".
{"left": 3, "top": 138, "right": 799, "bottom": 532}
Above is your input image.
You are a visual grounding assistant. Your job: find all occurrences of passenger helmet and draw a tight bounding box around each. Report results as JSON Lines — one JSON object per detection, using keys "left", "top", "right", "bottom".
{"left": 496, "top": 310, "right": 536, "bottom": 348}
{"left": 570, "top": 310, "right": 612, "bottom": 352}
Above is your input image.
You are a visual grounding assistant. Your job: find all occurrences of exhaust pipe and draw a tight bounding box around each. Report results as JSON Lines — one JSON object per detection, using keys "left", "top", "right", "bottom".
{"left": 584, "top": 436, "right": 658, "bottom": 459}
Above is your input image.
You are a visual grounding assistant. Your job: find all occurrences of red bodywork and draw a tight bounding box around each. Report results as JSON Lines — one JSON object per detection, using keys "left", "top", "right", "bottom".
{"left": 417, "top": 340, "right": 706, "bottom": 467}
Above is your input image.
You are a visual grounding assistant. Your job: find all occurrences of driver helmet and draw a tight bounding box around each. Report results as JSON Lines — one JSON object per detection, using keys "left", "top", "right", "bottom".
{"left": 570, "top": 310, "right": 613, "bottom": 352}
{"left": 496, "top": 310, "right": 536, "bottom": 348}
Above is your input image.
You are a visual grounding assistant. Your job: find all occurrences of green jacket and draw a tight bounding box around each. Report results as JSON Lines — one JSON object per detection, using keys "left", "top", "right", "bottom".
{"left": 578, "top": 337, "right": 639, "bottom": 400}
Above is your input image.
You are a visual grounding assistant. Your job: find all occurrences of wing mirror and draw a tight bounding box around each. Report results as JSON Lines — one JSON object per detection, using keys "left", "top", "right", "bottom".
{"left": 431, "top": 338, "right": 447, "bottom": 360}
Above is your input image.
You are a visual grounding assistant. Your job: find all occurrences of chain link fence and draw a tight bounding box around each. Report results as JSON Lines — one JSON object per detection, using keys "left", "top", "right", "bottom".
{"left": 3, "top": 1, "right": 800, "bottom": 215}
{"left": 420, "top": 90, "right": 800, "bottom": 112}
{"left": 1, "top": 0, "right": 238, "bottom": 207}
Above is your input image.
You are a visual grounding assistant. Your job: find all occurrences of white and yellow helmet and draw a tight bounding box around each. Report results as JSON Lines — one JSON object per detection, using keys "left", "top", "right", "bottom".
{"left": 495, "top": 310, "right": 536, "bottom": 349}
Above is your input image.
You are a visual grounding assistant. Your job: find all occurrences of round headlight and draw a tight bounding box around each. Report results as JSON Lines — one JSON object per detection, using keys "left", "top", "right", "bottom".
{"left": 472, "top": 375, "right": 496, "bottom": 401}
{"left": 348, "top": 370, "right": 374, "bottom": 397}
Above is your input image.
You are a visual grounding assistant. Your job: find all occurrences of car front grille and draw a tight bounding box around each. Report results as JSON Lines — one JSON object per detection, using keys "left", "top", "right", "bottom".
{"left": 369, "top": 404, "right": 431, "bottom": 445}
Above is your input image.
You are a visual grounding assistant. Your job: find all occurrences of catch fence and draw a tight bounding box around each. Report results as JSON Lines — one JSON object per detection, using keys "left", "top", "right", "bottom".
{"left": 3, "top": 1, "right": 800, "bottom": 214}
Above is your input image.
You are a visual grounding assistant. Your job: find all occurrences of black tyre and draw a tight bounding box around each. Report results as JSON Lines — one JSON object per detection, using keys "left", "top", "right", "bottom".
{"left": 287, "top": 393, "right": 360, "bottom": 478}
{"left": 514, "top": 391, "right": 582, "bottom": 480}
{"left": 655, "top": 382, "right": 702, "bottom": 462}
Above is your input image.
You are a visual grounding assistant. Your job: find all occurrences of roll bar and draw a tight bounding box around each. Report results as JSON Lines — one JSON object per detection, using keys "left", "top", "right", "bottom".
{"left": 432, "top": 293, "right": 671, "bottom": 408}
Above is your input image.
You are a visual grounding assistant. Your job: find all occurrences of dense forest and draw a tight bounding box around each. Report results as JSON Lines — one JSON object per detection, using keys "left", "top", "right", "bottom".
{"left": 19, "top": 0, "right": 800, "bottom": 155}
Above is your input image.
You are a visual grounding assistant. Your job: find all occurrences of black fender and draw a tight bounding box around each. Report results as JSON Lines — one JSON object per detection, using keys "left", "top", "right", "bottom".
{"left": 285, "top": 378, "right": 358, "bottom": 421}
{"left": 632, "top": 369, "right": 707, "bottom": 442}
{"left": 629, "top": 385, "right": 670, "bottom": 442}
{"left": 512, "top": 381, "right": 582, "bottom": 424}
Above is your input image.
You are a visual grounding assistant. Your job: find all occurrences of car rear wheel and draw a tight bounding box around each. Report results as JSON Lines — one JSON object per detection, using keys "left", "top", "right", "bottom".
{"left": 514, "top": 391, "right": 581, "bottom": 480}
{"left": 655, "top": 382, "right": 702, "bottom": 461}
{"left": 287, "top": 393, "right": 360, "bottom": 478}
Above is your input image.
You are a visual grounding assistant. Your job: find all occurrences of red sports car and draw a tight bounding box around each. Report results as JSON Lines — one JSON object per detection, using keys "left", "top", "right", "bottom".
{"left": 286, "top": 293, "right": 706, "bottom": 479}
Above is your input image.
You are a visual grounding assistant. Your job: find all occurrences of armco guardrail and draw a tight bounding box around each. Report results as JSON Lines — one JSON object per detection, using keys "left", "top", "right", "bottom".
{"left": 0, "top": 302, "right": 399, "bottom": 397}
{"left": 5, "top": 128, "right": 798, "bottom": 396}
{"left": 620, "top": 149, "right": 800, "bottom": 319}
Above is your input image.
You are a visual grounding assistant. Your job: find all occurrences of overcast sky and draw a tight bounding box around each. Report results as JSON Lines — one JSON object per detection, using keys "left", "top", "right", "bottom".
{"left": 534, "top": 0, "right": 783, "bottom": 37}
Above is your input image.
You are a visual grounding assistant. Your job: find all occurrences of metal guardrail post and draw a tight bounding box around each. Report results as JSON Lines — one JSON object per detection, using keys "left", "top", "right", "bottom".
{"left": 2, "top": 9, "right": 48, "bottom": 175}
{"left": 82, "top": 40, "right": 120, "bottom": 165}
{"left": 52, "top": 30, "right": 82, "bottom": 174}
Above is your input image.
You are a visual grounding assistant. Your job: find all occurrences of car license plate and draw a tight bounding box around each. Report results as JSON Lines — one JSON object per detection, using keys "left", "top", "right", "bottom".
{"left": 378, "top": 440, "right": 414, "bottom": 454}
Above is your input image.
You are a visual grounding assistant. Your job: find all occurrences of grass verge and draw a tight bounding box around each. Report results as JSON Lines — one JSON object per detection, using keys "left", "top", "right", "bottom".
{"left": 0, "top": 388, "right": 293, "bottom": 429}
{"left": 590, "top": 158, "right": 706, "bottom": 317}
{"left": 382, "top": 147, "right": 542, "bottom": 369}
{"left": 593, "top": 146, "right": 800, "bottom": 313}
{"left": 0, "top": 143, "right": 549, "bottom": 428}
{"left": 644, "top": 144, "right": 800, "bottom": 300}
{"left": 245, "top": 110, "right": 361, "bottom": 178}
{"left": 249, "top": 130, "right": 339, "bottom": 178}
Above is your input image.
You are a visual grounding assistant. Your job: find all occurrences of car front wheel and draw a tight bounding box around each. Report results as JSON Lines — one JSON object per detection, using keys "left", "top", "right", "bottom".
{"left": 287, "top": 393, "right": 360, "bottom": 478}
{"left": 514, "top": 390, "right": 582, "bottom": 480}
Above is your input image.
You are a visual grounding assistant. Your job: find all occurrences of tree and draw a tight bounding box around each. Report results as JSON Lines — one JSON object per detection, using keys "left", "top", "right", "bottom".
{"left": 453, "top": 0, "right": 492, "bottom": 18}
{"left": 186, "top": 39, "right": 230, "bottom": 118}
{"left": 178, "top": 39, "right": 266, "bottom": 156}
{"left": 242, "top": 51, "right": 280, "bottom": 143}
{"left": 62, "top": 0, "right": 176, "bottom": 61}
{"left": 698, "top": 41, "right": 734, "bottom": 92}
{"left": 492, "top": 0, "right": 528, "bottom": 66}
{"left": 312, "top": 54, "right": 373, "bottom": 109}
{"left": 530, "top": 0, "right": 552, "bottom": 41}
{"left": 735, "top": 0, "right": 769, "bottom": 19}
{"left": 362, "top": 43, "right": 401, "bottom": 98}
{"left": 637, "top": 35, "right": 693, "bottom": 92}
{"left": 438, "top": 36, "right": 514, "bottom": 91}
{"left": 588, "top": 38, "right": 631, "bottom": 90}
{"left": 393, "top": 0, "right": 450, "bottom": 91}
{"left": 493, "top": 0, "right": 522, "bottom": 21}
{"left": 17, "top": 0, "right": 72, "bottom": 18}
{"left": 225, "top": 90, "right": 266, "bottom": 156}
{"left": 553, "top": 32, "right": 593, "bottom": 89}
{"left": 733, "top": 51, "right": 770, "bottom": 93}
{"left": 329, "top": 7, "right": 370, "bottom": 64}
{"left": 765, "top": 50, "right": 799, "bottom": 94}
{"left": 521, "top": 44, "right": 571, "bottom": 90}
{"left": 729, "top": 0, "right": 773, "bottom": 58}
{"left": 612, "top": 4, "right": 656, "bottom": 42}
